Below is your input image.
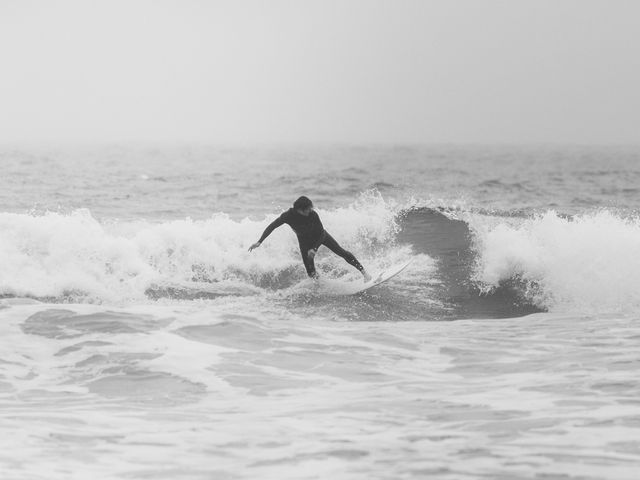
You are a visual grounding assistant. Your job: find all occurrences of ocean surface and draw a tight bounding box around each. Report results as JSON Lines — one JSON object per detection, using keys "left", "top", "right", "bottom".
{"left": 1, "top": 144, "right": 639, "bottom": 479}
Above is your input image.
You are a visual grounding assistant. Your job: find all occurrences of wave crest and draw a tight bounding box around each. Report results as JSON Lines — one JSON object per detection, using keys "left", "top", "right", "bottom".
{"left": 0, "top": 192, "right": 403, "bottom": 302}
{"left": 471, "top": 210, "right": 640, "bottom": 312}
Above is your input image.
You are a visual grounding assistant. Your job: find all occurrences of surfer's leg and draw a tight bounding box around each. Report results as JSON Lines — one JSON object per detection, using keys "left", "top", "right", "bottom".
{"left": 321, "top": 232, "right": 365, "bottom": 273}
{"left": 299, "top": 242, "right": 318, "bottom": 278}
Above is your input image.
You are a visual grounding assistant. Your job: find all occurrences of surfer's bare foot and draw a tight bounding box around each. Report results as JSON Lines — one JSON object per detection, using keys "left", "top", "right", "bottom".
{"left": 362, "top": 270, "right": 372, "bottom": 282}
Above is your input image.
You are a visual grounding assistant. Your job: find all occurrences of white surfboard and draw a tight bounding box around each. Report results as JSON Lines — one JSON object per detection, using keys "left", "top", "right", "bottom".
{"left": 317, "top": 260, "right": 412, "bottom": 296}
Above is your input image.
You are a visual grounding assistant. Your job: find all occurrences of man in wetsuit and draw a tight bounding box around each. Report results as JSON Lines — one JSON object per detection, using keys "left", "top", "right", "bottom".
{"left": 249, "top": 196, "right": 372, "bottom": 282}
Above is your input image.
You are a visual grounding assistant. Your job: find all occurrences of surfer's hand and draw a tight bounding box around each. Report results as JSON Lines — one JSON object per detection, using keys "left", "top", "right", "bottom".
{"left": 248, "top": 242, "right": 261, "bottom": 252}
{"left": 307, "top": 249, "right": 316, "bottom": 259}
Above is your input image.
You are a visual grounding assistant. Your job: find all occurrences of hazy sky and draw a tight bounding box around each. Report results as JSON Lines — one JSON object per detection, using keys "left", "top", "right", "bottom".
{"left": 1, "top": 0, "right": 639, "bottom": 144}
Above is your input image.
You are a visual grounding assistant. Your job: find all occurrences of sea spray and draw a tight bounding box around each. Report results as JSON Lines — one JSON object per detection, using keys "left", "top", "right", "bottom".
{"left": 0, "top": 193, "right": 406, "bottom": 303}
{"left": 470, "top": 210, "right": 640, "bottom": 312}
{"left": 319, "top": 190, "right": 400, "bottom": 254}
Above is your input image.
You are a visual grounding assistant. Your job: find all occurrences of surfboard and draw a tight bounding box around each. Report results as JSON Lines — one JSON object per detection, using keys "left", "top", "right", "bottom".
{"left": 317, "top": 260, "right": 412, "bottom": 296}
{"left": 353, "top": 260, "right": 412, "bottom": 294}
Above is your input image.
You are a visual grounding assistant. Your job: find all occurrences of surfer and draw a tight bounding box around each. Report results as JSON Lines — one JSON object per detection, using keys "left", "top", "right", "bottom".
{"left": 249, "top": 196, "right": 372, "bottom": 282}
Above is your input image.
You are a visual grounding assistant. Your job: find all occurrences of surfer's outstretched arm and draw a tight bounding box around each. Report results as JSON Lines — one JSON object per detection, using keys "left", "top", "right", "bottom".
{"left": 249, "top": 216, "right": 285, "bottom": 251}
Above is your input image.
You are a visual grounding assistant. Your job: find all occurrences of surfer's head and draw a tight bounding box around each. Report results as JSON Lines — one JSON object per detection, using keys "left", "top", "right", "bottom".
{"left": 294, "top": 196, "right": 313, "bottom": 216}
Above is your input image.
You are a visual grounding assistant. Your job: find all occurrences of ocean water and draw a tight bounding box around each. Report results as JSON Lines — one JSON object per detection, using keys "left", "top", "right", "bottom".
{"left": 1, "top": 144, "right": 639, "bottom": 479}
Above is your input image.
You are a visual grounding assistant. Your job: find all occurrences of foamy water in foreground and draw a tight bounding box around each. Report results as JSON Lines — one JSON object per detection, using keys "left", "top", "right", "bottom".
{"left": 1, "top": 145, "right": 640, "bottom": 478}
{"left": 2, "top": 302, "right": 639, "bottom": 479}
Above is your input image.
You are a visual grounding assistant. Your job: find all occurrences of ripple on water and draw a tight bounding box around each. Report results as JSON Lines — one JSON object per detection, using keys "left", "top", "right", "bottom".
{"left": 87, "top": 370, "right": 206, "bottom": 404}
{"left": 21, "top": 309, "right": 174, "bottom": 339}
{"left": 174, "top": 315, "right": 285, "bottom": 351}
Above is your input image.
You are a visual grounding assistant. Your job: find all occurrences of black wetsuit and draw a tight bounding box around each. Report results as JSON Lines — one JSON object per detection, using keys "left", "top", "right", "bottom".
{"left": 258, "top": 208, "right": 364, "bottom": 277}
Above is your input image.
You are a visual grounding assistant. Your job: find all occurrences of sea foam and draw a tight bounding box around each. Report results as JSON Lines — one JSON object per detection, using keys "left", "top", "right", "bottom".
{"left": 471, "top": 210, "right": 640, "bottom": 312}
{"left": 0, "top": 193, "right": 403, "bottom": 302}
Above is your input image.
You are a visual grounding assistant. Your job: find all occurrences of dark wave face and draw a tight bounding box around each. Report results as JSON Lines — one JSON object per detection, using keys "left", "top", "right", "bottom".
{"left": 398, "top": 208, "right": 543, "bottom": 319}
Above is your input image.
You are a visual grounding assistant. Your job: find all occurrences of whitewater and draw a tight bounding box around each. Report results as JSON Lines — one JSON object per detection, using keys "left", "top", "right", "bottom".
{"left": 1, "top": 144, "right": 639, "bottom": 479}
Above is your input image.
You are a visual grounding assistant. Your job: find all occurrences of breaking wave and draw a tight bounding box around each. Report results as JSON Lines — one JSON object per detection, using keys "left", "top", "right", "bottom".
{"left": 1, "top": 190, "right": 638, "bottom": 317}
{"left": 0, "top": 192, "right": 407, "bottom": 303}
{"left": 470, "top": 209, "right": 640, "bottom": 313}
